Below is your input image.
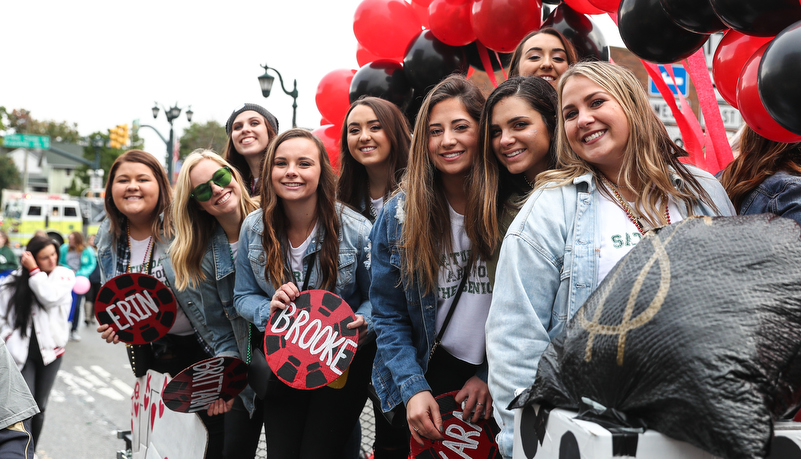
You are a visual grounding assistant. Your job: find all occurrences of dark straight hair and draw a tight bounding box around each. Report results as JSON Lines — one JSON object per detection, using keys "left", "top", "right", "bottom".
{"left": 2, "top": 235, "right": 60, "bottom": 337}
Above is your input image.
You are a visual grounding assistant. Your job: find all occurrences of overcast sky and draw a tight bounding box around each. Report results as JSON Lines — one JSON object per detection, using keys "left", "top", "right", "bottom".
{"left": 1, "top": 0, "right": 622, "bottom": 159}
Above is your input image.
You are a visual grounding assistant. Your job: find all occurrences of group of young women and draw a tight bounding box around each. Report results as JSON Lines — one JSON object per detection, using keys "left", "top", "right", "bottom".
{"left": 72, "top": 25, "right": 801, "bottom": 459}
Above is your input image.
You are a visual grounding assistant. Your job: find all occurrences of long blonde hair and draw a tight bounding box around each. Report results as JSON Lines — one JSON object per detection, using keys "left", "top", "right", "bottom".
{"left": 401, "top": 75, "right": 486, "bottom": 294}
{"left": 170, "top": 149, "right": 257, "bottom": 290}
{"left": 540, "top": 61, "right": 716, "bottom": 227}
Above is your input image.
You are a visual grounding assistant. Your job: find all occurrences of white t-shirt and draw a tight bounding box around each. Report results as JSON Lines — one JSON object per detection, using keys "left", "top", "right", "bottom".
{"left": 370, "top": 196, "right": 384, "bottom": 218}
{"left": 435, "top": 204, "right": 493, "bottom": 365}
{"left": 287, "top": 221, "right": 318, "bottom": 290}
{"left": 597, "top": 193, "right": 683, "bottom": 282}
{"left": 229, "top": 241, "right": 238, "bottom": 265}
{"left": 128, "top": 236, "right": 193, "bottom": 336}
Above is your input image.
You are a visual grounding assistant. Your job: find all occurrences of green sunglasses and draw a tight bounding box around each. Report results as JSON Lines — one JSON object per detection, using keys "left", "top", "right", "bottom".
{"left": 191, "top": 166, "right": 233, "bottom": 202}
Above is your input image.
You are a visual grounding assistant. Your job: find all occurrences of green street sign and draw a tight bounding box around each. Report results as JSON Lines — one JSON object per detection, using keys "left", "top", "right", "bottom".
{"left": 2, "top": 134, "right": 51, "bottom": 149}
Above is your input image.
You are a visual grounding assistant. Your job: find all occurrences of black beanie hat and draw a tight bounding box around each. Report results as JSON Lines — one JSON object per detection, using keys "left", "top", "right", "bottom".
{"left": 225, "top": 103, "right": 279, "bottom": 136}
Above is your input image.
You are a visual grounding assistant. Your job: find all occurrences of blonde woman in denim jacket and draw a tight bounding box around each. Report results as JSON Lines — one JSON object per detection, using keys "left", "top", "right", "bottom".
{"left": 170, "top": 150, "right": 263, "bottom": 458}
{"left": 486, "top": 62, "right": 736, "bottom": 458}
{"left": 234, "top": 129, "right": 372, "bottom": 459}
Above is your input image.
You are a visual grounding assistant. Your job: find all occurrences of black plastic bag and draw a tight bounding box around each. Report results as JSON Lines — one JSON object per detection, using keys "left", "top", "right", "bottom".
{"left": 513, "top": 215, "right": 801, "bottom": 459}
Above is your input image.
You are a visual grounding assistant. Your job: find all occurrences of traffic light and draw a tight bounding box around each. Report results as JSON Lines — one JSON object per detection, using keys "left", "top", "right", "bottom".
{"left": 119, "top": 124, "right": 129, "bottom": 147}
{"left": 108, "top": 124, "right": 129, "bottom": 149}
{"left": 109, "top": 127, "right": 121, "bottom": 149}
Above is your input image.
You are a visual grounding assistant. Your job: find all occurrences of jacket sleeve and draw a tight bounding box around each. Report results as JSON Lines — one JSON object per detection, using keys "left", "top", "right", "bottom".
{"left": 232, "top": 220, "right": 272, "bottom": 331}
{"left": 485, "top": 192, "right": 567, "bottom": 459}
{"left": 76, "top": 248, "right": 98, "bottom": 278}
{"left": 29, "top": 267, "right": 75, "bottom": 313}
{"left": 200, "top": 252, "right": 240, "bottom": 359}
{"left": 353, "top": 217, "right": 373, "bottom": 340}
{"left": 0, "top": 276, "right": 14, "bottom": 340}
{"left": 770, "top": 180, "right": 801, "bottom": 226}
{"left": 370, "top": 201, "right": 431, "bottom": 406}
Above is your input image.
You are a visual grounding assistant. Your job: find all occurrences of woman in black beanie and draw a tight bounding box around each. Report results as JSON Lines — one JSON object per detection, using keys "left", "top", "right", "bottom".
{"left": 224, "top": 103, "right": 280, "bottom": 196}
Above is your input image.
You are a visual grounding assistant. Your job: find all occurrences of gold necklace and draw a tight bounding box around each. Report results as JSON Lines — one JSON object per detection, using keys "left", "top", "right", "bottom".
{"left": 599, "top": 175, "right": 670, "bottom": 235}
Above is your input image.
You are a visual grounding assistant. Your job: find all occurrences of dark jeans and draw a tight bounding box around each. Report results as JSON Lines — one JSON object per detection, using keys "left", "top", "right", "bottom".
{"left": 223, "top": 395, "right": 264, "bottom": 459}
{"left": 0, "top": 419, "right": 34, "bottom": 459}
{"left": 263, "top": 337, "right": 373, "bottom": 459}
{"left": 150, "top": 334, "right": 226, "bottom": 459}
{"left": 20, "top": 333, "right": 62, "bottom": 448}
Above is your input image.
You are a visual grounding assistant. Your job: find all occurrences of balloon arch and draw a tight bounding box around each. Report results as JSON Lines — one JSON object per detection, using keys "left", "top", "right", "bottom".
{"left": 313, "top": 0, "right": 801, "bottom": 173}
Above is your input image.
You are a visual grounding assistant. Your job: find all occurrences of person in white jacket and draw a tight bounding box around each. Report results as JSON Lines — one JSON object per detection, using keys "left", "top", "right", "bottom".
{"left": 0, "top": 235, "right": 75, "bottom": 448}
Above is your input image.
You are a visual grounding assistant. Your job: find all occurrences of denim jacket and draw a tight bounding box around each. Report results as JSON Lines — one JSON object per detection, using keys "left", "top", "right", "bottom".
{"left": 96, "top": 219, "right": 215, "bottom": 352}
{"left": 486, "top": 166, "right": 735, "bottom": 458}
{"left": 233, "top": 203, "right": 373, "bottom": 334}
{"left": 369, "top": 191, "right": 490, "bottom": 414}
{"left": 195, "top": 224, "right": 257, "bottom": 415}
{"left": 740, "top": 171, "right": 801, "bottom": 226}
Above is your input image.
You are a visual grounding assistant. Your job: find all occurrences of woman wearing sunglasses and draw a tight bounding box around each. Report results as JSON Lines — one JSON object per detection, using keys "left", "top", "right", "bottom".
{"left": 95, "top": 150, "right": 225, "bottom": 458}
{"left": 224, "top": 103, "right": 280, "bottom": 196}
{"left": 170, "top": 150, "right": 265, "bottom": 457}
{"left": 234, "top": 129, "right": 373, "bottom": 458}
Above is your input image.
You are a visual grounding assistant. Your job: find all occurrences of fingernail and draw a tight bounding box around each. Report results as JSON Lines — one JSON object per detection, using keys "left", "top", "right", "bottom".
{"left": 440, "top": 426, "right": 445, "bottom": 433}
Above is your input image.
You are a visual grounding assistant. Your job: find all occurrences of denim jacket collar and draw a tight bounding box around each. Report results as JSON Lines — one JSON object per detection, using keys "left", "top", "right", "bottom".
{"left": 210, "top": 225, "right": 235, "bottom": 282}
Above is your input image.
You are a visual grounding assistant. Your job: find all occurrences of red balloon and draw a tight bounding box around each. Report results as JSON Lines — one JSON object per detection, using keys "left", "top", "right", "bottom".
{"left": 356, "top": 44, "right": 383, "bottom": 67}
{"left": 353, "top": 0, "right": 422, "bottom": 62}
{"left": 736, "top": 43, "right": 801, "bottom": 143}
{"left": 412, "top": 0, "right": 434, "bottom": 6}
{"left": 316, "top": 69, "right": 357, "bottom": 129}
{"left": 472, "top": 0, "right": 543, "bottom": 52}
{"left": 587, "top": 0, "right": 621, "bottom": 12}
{"left": 411, "top": 0, "right": 431, "bottom": 29}
{"left": 429, "top": 0, "right": 476, "bottom": 46}
{"left": 712, "top": 30, "right": 773, "bottom": 110}
{"left": 565, "top": 0, "right": 605, "bottom": 14}
{"left": 311, "top": 124, "right": 342, "bottom": 170}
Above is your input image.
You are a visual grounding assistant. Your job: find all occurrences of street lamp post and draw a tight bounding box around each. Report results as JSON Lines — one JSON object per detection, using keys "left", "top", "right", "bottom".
{"left": 258, "top": 64, "right": 298, "bottom": 128}
{"left": 138, "top": 102, "right": 193, "bottom": 183}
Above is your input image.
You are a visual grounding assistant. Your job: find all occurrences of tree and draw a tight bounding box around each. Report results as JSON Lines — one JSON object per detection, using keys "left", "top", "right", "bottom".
{"left": 6, "top": 108, "right": 81, "bottom": 143}
{"left": 178, "top": 120, "right": 227, "bottom": 159}
{"left": 0, "top": 153, "right": 21, "bottom": 192}
{"left": 65, "top": 131, "right": 125, "bottom": 196}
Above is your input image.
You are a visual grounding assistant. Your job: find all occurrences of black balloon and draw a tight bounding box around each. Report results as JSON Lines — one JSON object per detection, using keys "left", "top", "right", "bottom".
{"left": 710, "top": 0, "right": 801, "bottom": 37}
{"left": 759, "top": 20, "right": 801, "bottom": 136}
{"left": 349, "top": 60, "right": 414, "bottom": 112}
{"left": 543, "top": 3, "right": 609, "bottom": 62}
{"left": 403, "top": 30, "right": 467, "bottom": 94}
{"left": 463, "top": 41, "right": 513, "bottom": 72}
{"left": 659, "top": 0, "right": 726, "bottom": 34}
{"left": 542, "top": 0, "right": 561, "bottom": 4}
{"left": 618, "top": 0, "right": 709, "bottom": 63}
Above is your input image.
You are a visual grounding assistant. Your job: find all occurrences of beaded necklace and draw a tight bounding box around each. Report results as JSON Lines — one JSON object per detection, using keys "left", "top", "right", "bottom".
{"left": 599, "top": 175, "right": 670, "bottom": 235}
{"left": 126, "top": 221, "right": 154, "bottom": 273}
{"left": 523, "top": 174, "right": 536, "bottom": 190}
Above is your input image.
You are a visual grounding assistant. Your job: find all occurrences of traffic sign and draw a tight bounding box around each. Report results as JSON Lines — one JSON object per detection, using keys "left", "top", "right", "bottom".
{"left": 649, "top": 65, "right": 689, "bottom": 97}
{"left": 2, "top": 134, "right": 51, "bottom": 149}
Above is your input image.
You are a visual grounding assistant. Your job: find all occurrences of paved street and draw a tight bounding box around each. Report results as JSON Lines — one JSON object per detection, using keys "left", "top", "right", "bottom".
{"left": 35, "top": 324, "right": 133, "bottom": 459}
{"left": 34, "top": 322, "right": 378, "bottom": 459}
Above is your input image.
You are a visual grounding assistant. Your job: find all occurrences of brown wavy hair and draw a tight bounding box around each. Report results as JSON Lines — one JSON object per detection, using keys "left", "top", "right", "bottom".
{"left": 103, "top": 150, "right": 173, "bottom": 243}
{"left": 337, "top": 97, "right": 411, "bottom": 220}
{"left": 260, "top": 129, "right": 340, "bottom": 290}
{"left": 469, "top": 76, "right": 559, "bottom": 257}
{"left": 401, "top": 75, "right": 486, "bottom": 294}
{"left": 719, "top": 126, "right": 801, "bottom": 212}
